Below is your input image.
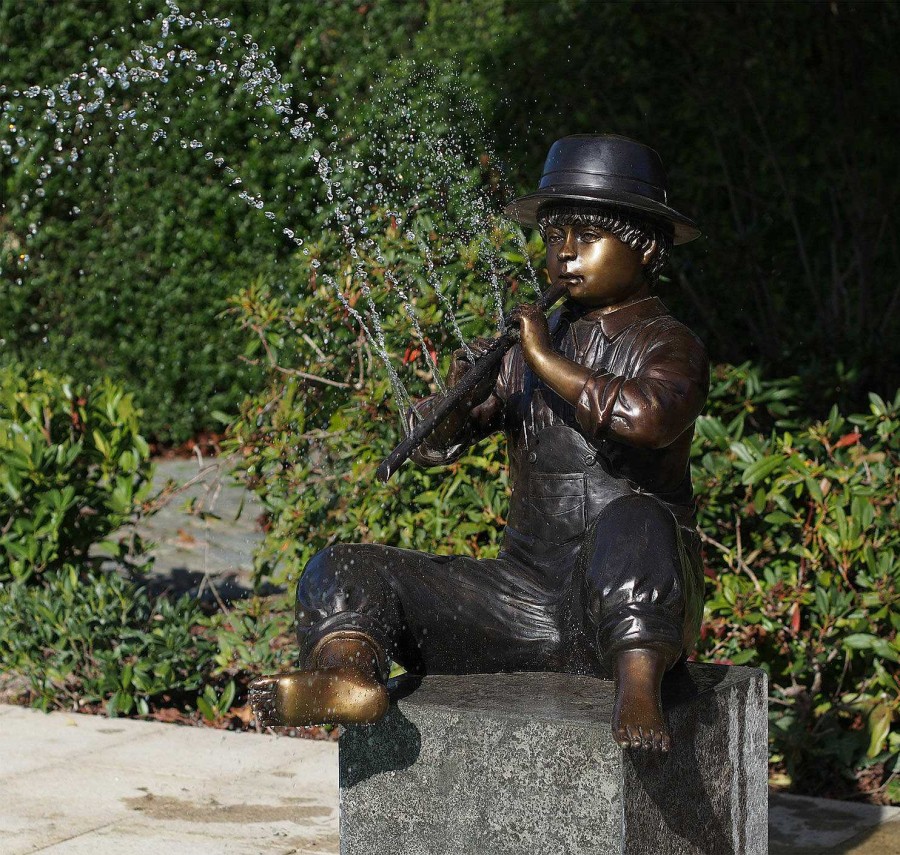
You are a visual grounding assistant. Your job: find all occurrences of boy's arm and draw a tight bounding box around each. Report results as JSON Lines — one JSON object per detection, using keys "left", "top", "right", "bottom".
{"left": 512, "top": 303, "right": 708, "bottom": 450}
{"left": 509, "top": 302, "right": 593, "bottom": 400}
{"left": 572, "top": 332, "right": 709, "bottom": 449}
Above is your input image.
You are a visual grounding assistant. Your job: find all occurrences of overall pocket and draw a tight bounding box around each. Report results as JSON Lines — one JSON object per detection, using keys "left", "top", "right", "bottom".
{"left": 526, "top": 473, "right": 587, "bottom": 545}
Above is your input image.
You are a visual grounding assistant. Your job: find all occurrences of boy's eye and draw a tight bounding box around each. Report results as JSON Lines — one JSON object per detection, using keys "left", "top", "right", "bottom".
{"left": 579, "top": 229, "right": 601, "bottom": 241}
{"left": 545, "top": 230, "right": 564, "bottom": 243}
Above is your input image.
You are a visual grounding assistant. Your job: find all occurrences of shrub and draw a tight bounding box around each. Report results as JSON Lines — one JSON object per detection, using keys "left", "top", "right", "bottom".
{"left": 225, "top": 206, "right": 540, "bottom": 586}
{"left": 0, "top": 565, "right": 213, "bottom": 715}
{"left": 0, "top": 364, "right": 295, "bottom": 720}
{"left": 694, "top": 366, "right": 900, "bottom": 801}
{"left": 0, "top": 364, "right": 154, "bottom": 582}
{"left": 207, "top": 593, "right": 296, "bottom": 681}
{"left": 3, "top": 1, "right": 898, "bottom": 441}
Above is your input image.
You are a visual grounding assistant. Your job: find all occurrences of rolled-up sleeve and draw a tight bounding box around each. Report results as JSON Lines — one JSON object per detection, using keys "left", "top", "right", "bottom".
{"left": 575, "top": 327, "right": 709, "bottom": 449}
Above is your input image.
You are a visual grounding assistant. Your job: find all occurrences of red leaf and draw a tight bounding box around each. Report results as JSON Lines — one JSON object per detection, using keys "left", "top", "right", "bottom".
{"left": 790, "top": 602, "right": 801, "bottom": 633}
{"left": 834, "top": 431, "right": 861, "bottom": 448}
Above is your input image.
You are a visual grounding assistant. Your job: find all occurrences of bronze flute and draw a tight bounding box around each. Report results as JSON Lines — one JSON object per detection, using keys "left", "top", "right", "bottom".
{"left": 376, "top": 281, "right": 568, "bottom": 482}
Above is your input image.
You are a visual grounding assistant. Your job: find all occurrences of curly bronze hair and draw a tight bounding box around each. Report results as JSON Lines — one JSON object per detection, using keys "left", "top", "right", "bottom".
{"left": 536, "top": 203, "right": 673, "bottom": 285}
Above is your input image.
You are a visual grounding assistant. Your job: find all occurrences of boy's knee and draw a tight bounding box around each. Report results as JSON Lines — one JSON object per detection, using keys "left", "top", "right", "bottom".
{"left": 295, "top": 544, "right": 395, "bottom": 623}
{"left": 297, "top": 545, "right": 355, "bottom": 616}
{"left": 602, "top": 494, "right": 677, "bottom": 538}
{"left": 299, "top": 544, "right": 367, "bottom": 591}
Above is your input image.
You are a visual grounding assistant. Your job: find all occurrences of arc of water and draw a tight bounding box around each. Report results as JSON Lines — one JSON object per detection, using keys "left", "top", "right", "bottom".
{"left": 1, "top": 4, "right": 543, "bottom": 431}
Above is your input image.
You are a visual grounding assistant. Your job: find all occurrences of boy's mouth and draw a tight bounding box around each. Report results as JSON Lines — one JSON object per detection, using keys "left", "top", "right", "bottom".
{"left": 558, "top": 273, "right": 583, "bottom": 287}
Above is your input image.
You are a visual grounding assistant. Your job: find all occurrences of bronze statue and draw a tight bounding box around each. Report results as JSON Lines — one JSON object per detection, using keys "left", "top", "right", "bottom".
{"left": 251, "top": 134, "right": 708, "bottom": 752}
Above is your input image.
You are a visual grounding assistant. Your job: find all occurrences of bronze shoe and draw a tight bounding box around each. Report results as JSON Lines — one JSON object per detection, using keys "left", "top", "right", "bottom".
{"left": 249, "top": 632, "right": 389, "bottom": 728}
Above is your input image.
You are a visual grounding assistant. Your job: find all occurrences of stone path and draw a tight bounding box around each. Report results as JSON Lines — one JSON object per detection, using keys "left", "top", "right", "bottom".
{"left": 120, "top": 457, "right": 266, "bottom": 597}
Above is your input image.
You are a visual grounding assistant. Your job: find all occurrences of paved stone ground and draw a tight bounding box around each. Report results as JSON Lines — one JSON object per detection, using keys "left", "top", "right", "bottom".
{"left": 0, "top": 704, "right": 337, "bottom": 854}
{"left": 769, "top": 793, "right": 900, "bottom": 854}
{"left": 119, "top": 457, "right": 266, "bottom": 598}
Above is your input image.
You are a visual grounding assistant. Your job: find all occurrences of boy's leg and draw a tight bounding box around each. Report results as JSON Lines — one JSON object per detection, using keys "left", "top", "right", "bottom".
{"left": 296, "top": 542, "right": 563, "bottom": 674}
{"left": 574, "top": 494, "right": 703, "bottom": 750}
{"left": 252, "top": 542, "right": 561, "bottom": 726}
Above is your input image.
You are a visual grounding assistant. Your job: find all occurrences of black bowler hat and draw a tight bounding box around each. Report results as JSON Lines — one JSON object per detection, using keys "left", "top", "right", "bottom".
{"left": 504, "top": 134, "right": 700, "bottom": 244}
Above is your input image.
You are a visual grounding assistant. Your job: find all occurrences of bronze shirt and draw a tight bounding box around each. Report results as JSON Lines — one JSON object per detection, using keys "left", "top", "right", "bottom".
{"left": 414, "top": 296, "right": 709, "bottom": 515}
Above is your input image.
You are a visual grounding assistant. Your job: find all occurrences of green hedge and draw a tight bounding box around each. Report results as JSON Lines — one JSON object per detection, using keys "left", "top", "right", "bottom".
{"left": 3, "top": 1, "right": 899, "bottom": 442}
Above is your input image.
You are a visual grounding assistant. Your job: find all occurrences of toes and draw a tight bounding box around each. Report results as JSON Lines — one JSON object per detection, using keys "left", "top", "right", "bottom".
{"left": 614, "top": 722, "right": 674, "bottom": 752}
{"left": 251, "top": 704, "right": 278, "bottom": 728}
{"left": 248, "top": 678, "right": 280, "bottom": 727}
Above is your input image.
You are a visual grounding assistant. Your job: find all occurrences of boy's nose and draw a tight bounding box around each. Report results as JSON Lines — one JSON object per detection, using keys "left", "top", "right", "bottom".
{"left": 558, "top": 229, "right": 577, "bottom": 261}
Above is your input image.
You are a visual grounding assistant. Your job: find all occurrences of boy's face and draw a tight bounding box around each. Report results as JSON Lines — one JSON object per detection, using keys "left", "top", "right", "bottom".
{"left": 544, "top": 223, "right": 650, "bottom": 311}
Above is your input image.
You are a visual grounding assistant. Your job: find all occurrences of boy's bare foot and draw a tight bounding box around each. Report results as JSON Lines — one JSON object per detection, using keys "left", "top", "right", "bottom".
{"left": 249, "top": 635, "right": 389, "bottom": 727}
{"left": 611, "top": 646, "right": 671, "bottom": 751}
{"left": 249, "top": 667, "right": 388, "bottom": 727}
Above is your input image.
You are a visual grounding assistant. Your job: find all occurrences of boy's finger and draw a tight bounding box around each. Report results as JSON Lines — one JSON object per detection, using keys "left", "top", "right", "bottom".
{"left": 450, "top": 352, "right": 474, "bottom": 375}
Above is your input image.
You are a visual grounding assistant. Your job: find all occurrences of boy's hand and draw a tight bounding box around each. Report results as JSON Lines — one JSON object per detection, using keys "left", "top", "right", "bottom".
{"left": 507, "top": 303, "right": 552, "bottom": 366}
{"left": 447, "top": 337, "right": 500, "bottom": 407}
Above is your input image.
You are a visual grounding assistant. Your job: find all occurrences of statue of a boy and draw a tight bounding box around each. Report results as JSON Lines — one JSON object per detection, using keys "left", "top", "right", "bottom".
{"left": 252, "top": 135, "right": 709, "bottom": 751}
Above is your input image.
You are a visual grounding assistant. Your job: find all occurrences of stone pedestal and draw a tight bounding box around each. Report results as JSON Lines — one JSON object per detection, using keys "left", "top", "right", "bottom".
{"left": 339, "top": 664, "right": 768, "bottom": 855}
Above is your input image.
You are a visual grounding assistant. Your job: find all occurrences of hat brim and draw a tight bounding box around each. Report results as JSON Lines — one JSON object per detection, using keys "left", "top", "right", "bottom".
{"left": 504, "top": 186, "right": 701, "bottom": 245}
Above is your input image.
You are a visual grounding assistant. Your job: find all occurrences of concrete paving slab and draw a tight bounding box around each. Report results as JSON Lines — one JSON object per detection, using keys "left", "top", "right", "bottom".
{"left": 96, "top": 456, "right": 265, "bottom": 594}
{"left": 769, "top": 792, "right": 900, "bottom": 854}
{"left": 0, "top": 713, "right": 140, "bottom": 777}
{"left": 0, "top": 705, "right": 338, "bottom": 854}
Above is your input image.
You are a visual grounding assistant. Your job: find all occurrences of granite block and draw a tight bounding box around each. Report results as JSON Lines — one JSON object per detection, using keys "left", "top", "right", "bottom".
{"left": 340, "top": 664, "right": 768, "bottom": 855}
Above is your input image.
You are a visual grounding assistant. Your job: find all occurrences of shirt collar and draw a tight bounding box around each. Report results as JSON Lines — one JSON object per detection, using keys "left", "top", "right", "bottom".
{"left": 561, "top": 296, "right": 669, "bottom": 339}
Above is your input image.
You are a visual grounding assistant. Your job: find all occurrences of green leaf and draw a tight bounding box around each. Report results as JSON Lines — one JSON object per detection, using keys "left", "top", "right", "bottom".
{"left": 220, "top": 680, "right": 236, "bottom": 714}
{"left": 867, "top": 704, "right": 893, "bottom": 758}
{"left": 844, "top": 634, "right": 877, "bottom": 650}
{"left": 196, "top": 697, "right": 215, "bottom": 722}
{"left": 741, "top": 454, "right": 786, "bottom": 486}
{"left": 871, "top": 639, "right": 900, "bottom": 663}
{"left": 92, "top": 430, "right": 110, "bottom": 457}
